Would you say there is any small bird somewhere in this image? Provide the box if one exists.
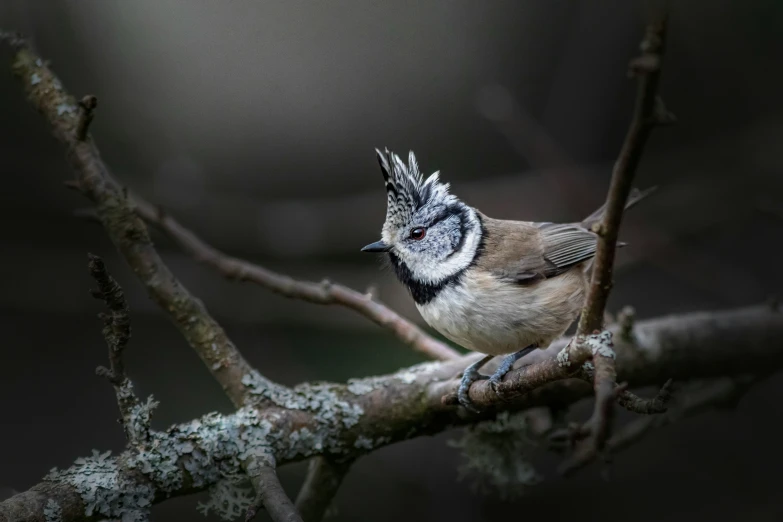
[361,148,651,412]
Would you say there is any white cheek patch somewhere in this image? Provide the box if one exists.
[404,212,482,285]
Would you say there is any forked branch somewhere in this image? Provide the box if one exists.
[564,11,674,472]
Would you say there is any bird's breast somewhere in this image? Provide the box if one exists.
[416,269,587,355]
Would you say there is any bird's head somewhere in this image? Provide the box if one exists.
[362,148,482,288]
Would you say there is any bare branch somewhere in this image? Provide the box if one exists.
[295,457,352,522]
[3,33,267,408]
[243,454,303,522]
[617,378,672,414]
[557,11,672,468]
[608,377,759,455]
[133,199,460,361]
[578,13,670,334]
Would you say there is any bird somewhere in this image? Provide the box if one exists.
[361,148,652,412]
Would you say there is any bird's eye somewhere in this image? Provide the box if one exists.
[410,227,427,240]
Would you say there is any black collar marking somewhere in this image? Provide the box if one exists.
[388,213,486,305]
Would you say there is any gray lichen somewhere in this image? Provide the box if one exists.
[196,476,255,521]
[556,345,572,367]
[585,330,616,359]
[353,435,373,450]
[393,361,441,384]
[45,449,153,522]
[55,103,75,116]
[241,370,363,459]
[346,380,376,395]
[448,411,541,499]
[43,498,62,522]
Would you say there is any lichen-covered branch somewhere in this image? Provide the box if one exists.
[88,254,158,447]
[294,457,352,522]
[1,304,781,522]
[2,33,268,408]
[132,199,459,361]
[88,254,132,387]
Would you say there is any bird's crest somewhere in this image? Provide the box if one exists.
[375,148,456,232]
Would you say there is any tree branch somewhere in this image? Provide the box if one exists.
[87,253,158,448]
[294,457,352,522]
[558,11,672,471]
[3,33,270,408]
[1,305,781,522]
[606,376,761,456]
[132,200,459,361]
[578,12,671,334]
[243,454,303,522]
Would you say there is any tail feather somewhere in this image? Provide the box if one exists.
[580,186,657,230]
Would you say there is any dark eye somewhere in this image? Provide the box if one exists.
[410,227,427,240]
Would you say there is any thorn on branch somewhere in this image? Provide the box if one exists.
[76,94,97,140]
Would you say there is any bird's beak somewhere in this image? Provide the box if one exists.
[361,240,391,253]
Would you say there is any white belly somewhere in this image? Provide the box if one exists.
[416,270,586,356]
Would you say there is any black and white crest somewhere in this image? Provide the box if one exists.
[376,148,456,235]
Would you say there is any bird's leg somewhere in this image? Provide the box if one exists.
[488,344,538,396]
[457,354,494,413]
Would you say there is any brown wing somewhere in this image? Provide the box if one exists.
[478,215,597,284]
[537,222,598,274]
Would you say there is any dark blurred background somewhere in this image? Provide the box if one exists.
[2,1,783,521]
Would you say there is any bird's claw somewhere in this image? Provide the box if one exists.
[488,375,505,397]
[457,368,486,413]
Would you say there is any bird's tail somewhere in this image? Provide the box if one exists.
[580,186,657,231]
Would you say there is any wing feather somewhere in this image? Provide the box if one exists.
[538,223,597,273]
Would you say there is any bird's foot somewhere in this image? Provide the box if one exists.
[458,367,487,413]
[488,344,538,398]
[457,355,493,413]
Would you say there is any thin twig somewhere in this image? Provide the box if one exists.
[88,253,131,385]
[244,455,303,522]
[87,253,157,446]
[562,11,672,473]
[605,376,762,459]
[617,378,672,414]
[295,457,352,522]
[577,13,670,335]
[5,33,263,408]
[132,199,460,361]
